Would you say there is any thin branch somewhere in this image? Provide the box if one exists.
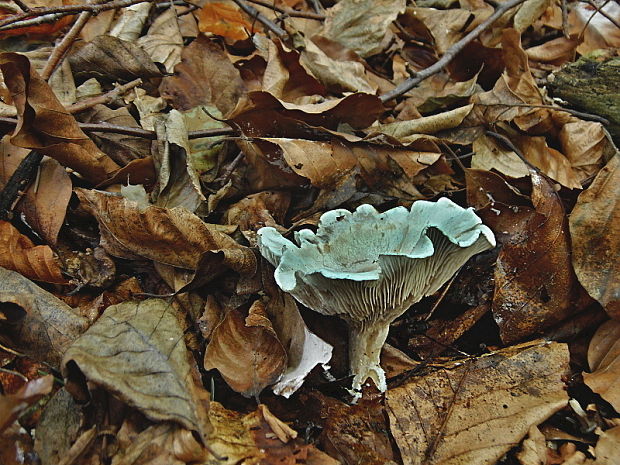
[66,78,143,113]
[0,117,236,140]
[0,0,152,30]
[0,150,43,221]
[244,0,324,20]
[580,0,620,29]
[41,11,92,80]
[477,103,610,125]
[380,0,529,103]
[11,0,30,11]
[232,0,288,40]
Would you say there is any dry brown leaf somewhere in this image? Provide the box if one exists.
[526,36,580,65]
[0,267,89,367]
[223,191,291,233]
[75,188,245,269]
[592,425,620,465]
[570,155,620,318]
[321,0,406,58]
[558,119,607,182]
[516,425,549,465]
[0,53,121,184]
[514,0,552,33]
[471,133,529,178]
[160,34,246,116]
[62,298,210,439]
[0,140,72,245]
[387,342,570,465]
[137,7,183,73]
[195,1,259,42]
[0,221,67,284]
[77,105,151,166]
[409,7,473,55]
[204,300,287,398]
[466,170,587,343]
[68,35,162,83]
[0,375,53,433]
[205,401,340,464]
[583,320,620,413]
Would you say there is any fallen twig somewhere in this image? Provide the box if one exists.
[0,0,152,31]
[11,0,30,12]
[232,0,287,40]
[66,78,143,114]
[245,0,324,20]
[41,11,92,80]
[380,0,529,103]
[0,117,236,140]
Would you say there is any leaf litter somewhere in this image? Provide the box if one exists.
[0,0,619,464]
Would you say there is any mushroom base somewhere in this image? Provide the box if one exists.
[348,322,390,399]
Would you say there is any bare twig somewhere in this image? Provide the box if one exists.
[0,117,236,140]
[380,0,529,103]
[0,0,152,31]
[0,150,43,221]
[477,103,610,125]
[232,0,288,39]
[11,0,30,11]
[485,130,540,174]
[245,0,324,20]
[561,0,570,38]
[41,11,92,80]
[580,0,620,30]
[66,78,143,113]
[578,0,612,39]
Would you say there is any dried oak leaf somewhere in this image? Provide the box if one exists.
[205,401,339,465]
[68,35,162,83]
[0,374,53,433]
[137,7,183,73]
[0,53,120,184]
[0,221,67,284]
[583,320,620,413]
[570,155,620,318]
[204,299,287,398]
[468,170,587,343]
[62,298,209,439]
[75,188,253,272]
[0,267,89,367]
[196,2,259,42]
[386,341,570,465]
[160,34,246,116]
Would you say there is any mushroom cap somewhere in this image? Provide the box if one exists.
[258,198,495,325]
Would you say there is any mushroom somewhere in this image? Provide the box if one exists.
[257,198,496,398]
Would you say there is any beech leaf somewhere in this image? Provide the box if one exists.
[62,298,208,438]
[583,320,620,413]
[387,342,570,465]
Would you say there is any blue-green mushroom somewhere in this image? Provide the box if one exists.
[258,198,496,399]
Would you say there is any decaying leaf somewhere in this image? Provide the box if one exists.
[387,342,570,465]
[0,220,67,284]
[160,33,246,116]
[321,0,406,58]
[204,299,287,398]
[0,53,121,184]
[75,188,249,270]
[0,267,89,367]
[0,374,53,433]
[62,298,210,439]
[205,401,339,464]
[196,2,258,42]
[468,170,587,343]
[137,7,183,73]
[570,155,620,318]
[583,320,620,413]
[69,35,162,83]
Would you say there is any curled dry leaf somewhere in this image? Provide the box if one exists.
[321,0,406,58]
[205,401,338,464]
[583,320,620,413]
[62,299,210,439]
[386,342,570,465]
[204,299,287,398]
[0,53,121,184]
[160,34,246,116]
[570,155,620,318]
[75,188,250,270]
[68,35,162,83]
[0,221,67,284]
[137,7,183,73]
[468,170,587,343]
[0,374,53,433]
[195,2,259,42]
[0,267,89,367]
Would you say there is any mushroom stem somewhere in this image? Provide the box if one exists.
[348,322,390,396]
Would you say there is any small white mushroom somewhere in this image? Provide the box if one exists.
[257,198,496,399]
